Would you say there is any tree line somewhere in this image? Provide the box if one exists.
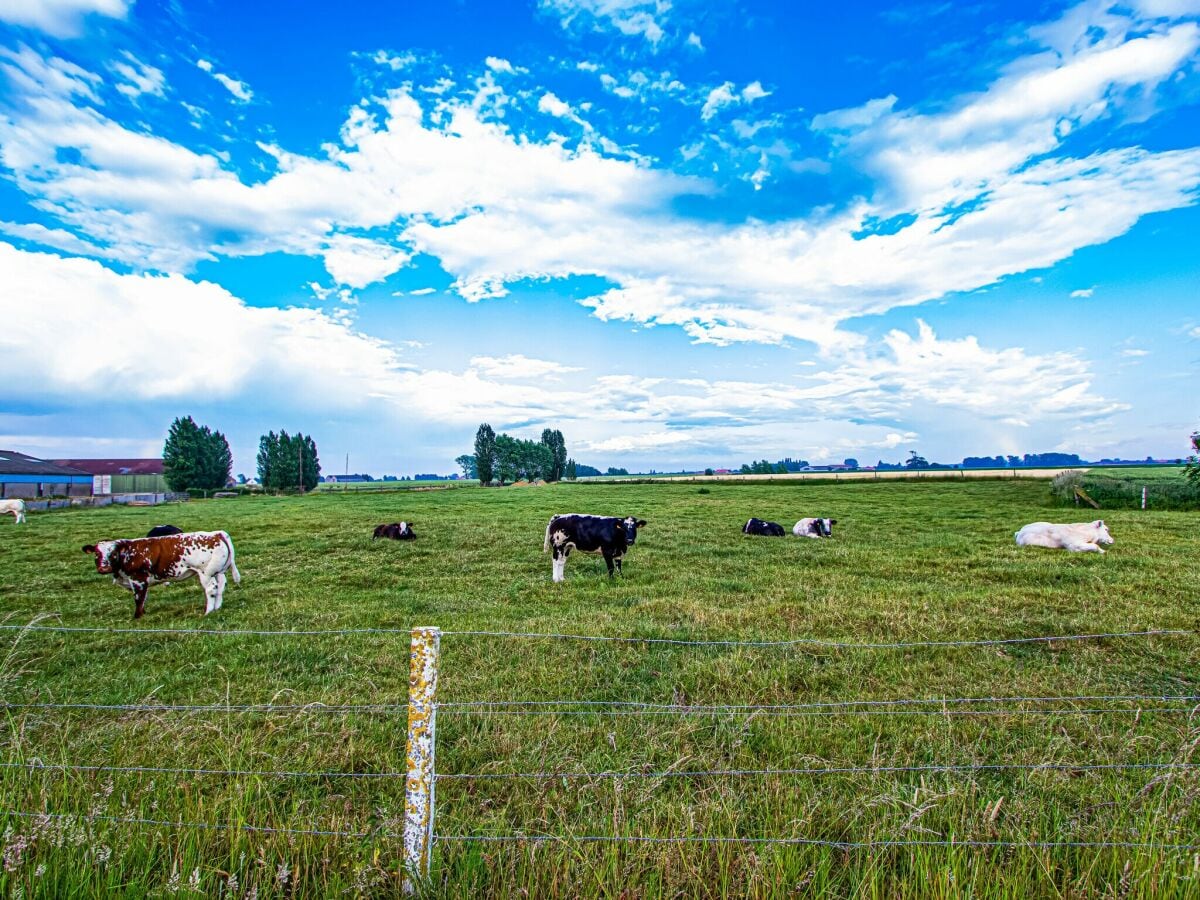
[162,415,321,492]
[461,425,574,485]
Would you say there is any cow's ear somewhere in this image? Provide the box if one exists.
[636,519,647,528]
[830,519,838,525]
[82,545,95,554]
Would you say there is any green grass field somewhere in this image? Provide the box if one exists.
[0,479,1197,897]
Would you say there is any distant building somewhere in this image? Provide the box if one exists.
[52,458,164,475]
[0,450,93,499]
[325,474,373,483]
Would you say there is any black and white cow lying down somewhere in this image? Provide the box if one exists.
[544,514,646,582]
[793,517,837,538]
[374,522,416,540]
[743,518,786,536]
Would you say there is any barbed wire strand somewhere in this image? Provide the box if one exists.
[0,624,1188,649]
[5,701,1196,719]
[0,809,372,838]
[435,761,1200,781]
[434,834,1200,850]
[436,693,1200,711]
[439,628,1191,648]
[0,761,405,780]
[436,706,1198,719]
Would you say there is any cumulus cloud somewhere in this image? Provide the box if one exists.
[470,355,584,379]
[111,52,165,101]
[540,0,670,44]
[1,2,1199,350]
[538,91,573,117]
[0,0,129,37]
[196,58,253,102]
[1070,287,1096,298]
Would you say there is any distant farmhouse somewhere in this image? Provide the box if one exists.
[0,450,93,499]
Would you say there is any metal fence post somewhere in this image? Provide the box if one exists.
[403,626,441,894]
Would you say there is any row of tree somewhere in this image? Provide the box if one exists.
[465,425,571,485]
[162,416,321,492]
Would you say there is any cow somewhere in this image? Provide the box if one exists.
[1,499,25,525]
[543,514,646,582]
[743,517,786,537]
[1015,520,1113,554]
[793,517,837,538]
[81,531,241,618]
[373,522,416,541]
[146,524,183,537]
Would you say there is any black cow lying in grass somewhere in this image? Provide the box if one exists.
[544,514,646,582]
[373,522,416,541]
[146,524,183,537]
[743,518,786,536]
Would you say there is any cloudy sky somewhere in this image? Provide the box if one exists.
[1,0,1198,476]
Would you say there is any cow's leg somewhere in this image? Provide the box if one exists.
[201,575,220,614]
[552,549,566,583]
[614,553,624,576]
[214,572,227,610]
[602,548,616,578]
[132,583,148,619]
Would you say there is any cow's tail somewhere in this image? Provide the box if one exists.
[220,531,242,583]
[543,516,555,553]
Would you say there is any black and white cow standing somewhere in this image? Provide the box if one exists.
[743,518,786,536]
[543,514,646,582]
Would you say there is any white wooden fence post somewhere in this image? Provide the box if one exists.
[403,626,441,894]
[1141,486,1147,510]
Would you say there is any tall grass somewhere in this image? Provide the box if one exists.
[0,479,1196,897]
[1052,468,1200,511]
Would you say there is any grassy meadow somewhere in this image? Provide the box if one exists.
[0,478,1197,897]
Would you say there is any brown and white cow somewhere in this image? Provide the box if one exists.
[82,531,241,618]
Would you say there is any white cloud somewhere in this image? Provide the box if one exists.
[1120,348,1150,356]
[541,0,669,44]
[741,81,770,102]
[470,355,584,380]
[196,59,253,102]
[0,220,108,257]
[111,52,166,101]
[1070,287,1096,298]
[485,56,515,74]
[700,81,737,120]
[685,32,704,51]
[538,91,573,117]
[2,4,1199,349]
[407,287,437,296]
[0,0,129,37]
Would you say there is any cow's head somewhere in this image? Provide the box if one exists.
[82,540,119,574]
[1092,519,1114,545]
[815,517,837,537]
[622,516,647,544]
[400,521,414,537]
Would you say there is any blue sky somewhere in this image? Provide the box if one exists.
[1,0,1198,476]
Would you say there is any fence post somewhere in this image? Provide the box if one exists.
[1141,486,1147,510]
[403,626,441,894]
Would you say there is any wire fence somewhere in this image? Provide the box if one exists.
[1,622,1198,880]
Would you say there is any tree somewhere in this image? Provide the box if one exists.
[163,415,231,491]
[1186,432,1200,485]
[540,428,568,481]
[257,430,321,491]
[843,458,859,468]
[905,451,928,469]
[704,468,714,476]
[455,454,478,480]
[474,424,497,485]
[565,459,578,481]
[606,467,629,476]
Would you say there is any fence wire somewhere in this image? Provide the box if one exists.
[435,761,1200,781]
[433,834,1200,851]
[0,809,373,838]
[0,761,406,780]
[0,623,1189,649]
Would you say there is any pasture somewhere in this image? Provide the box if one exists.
[0,479,1196,897]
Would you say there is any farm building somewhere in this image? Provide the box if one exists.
[0,450,93,499]
[53,457,168,493]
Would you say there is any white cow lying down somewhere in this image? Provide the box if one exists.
[1,499,25,525]
[1015,520,1113,553]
